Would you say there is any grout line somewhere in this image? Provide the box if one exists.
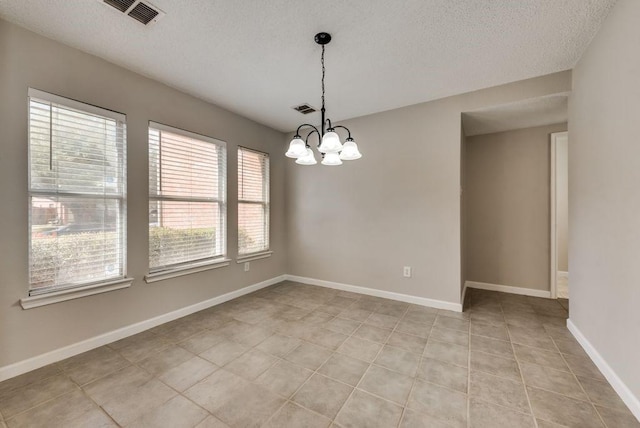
[503,297,540,428]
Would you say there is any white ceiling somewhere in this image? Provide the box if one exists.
[462,94,569,137]
[0,0,615,132]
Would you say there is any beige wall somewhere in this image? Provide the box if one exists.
[0,19,287,368]
[285,72,571,305]
[464,124,567,291]
[556,135,569,272]
[569,0,640,404]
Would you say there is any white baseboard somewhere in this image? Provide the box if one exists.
[461,282,469,306]
[465,280,551,298]
[285,275,463,313]
[0,275,286,383]
[567,319,640,421]
[558,271,569,279]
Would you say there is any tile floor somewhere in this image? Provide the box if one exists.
[0,282,638,427]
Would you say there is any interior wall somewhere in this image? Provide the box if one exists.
[285,71,571,306]
[0,19,287,368]
[569,0,640,407]
[556,136,569,272]
[464,124,567,292]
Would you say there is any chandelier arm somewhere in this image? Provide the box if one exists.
[305,129,320,146]
[295,123,320,137]
[332,125,352,140]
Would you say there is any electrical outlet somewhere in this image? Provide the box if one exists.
[244,262,250,272]
[403,266,412,278]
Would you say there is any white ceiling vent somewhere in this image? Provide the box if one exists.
[99,0,165,26]
[293,104,317,115]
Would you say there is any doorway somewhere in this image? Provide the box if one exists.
[551,131,569,301]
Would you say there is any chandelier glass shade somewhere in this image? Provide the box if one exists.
[286,32,362,165]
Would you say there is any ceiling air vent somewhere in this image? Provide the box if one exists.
[293,104,317,115]
[99,0,165,26]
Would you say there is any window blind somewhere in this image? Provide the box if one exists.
[238,147,270,256]
[149,122,227,271]
[28,88,127,294]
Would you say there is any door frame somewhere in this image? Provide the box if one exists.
[550,131,568,299]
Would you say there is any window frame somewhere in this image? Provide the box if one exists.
[145,121,229,282]
[237,146,271,261]
[22,88,132,309]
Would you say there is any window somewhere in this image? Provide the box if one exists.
[28,89,127,294]
[238,147,270,257]
[148,122,227,273]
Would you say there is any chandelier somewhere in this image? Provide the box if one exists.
[285,32,362,166]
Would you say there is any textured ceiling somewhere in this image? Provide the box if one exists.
[462,94,569,137]
[0,0,615,132]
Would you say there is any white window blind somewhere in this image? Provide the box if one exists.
[149,122,227,271]
[238,147,270,256]
[28,88,127,294]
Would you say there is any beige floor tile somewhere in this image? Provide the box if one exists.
[425,339,469,368]
[213,383,285,428]
[5,389,113,428]
[520,362,588,401]
[513,344,569,371]
[399,408,452,428]
[471,334,514,359]
[563,353,606,381]
[83,365,152,405]
[359,365,414,404]
[158,356,217,392]
[337,336,382,363]
[178,330,226,354]
[264,402,331,428]
[469,398,535,428]
[507,325,556,351]
[198,339,248,366]
[352,324,392,343]
[470,370,530,413]
[256,360,313,397]
[595,405,640,428]
[318,353,369,386]
[407,379,468,428]
[578,376,629,410]
[114,333,172,363]
[292,374,353,419]
[339,307,373,322]
[184,369,249,413]
[554,338,589,357]
[194,416,229,428]
[0,373,77,419]
[224,348,277,380]
[285,342,333,370]
[138,345,195,377]
[527,386,604,428]
[100,379,176,426]
[470,321,510,341]
[126,395,208,428]
[429,325,469,346]
[471,350,521,381]
[470,311,506,326]
[255,333,301,357]
[0,364,62,397]
[374,345,421,377]
[403,310,437,325]
[535,419,569,428]
[434,316,469,332]
[59,346,130,386]
[387,331,428,354]
[366,313,400,329]
[396,319,433,338]
[336,389,403,428]
[325,317,361,335]
[417,357,468,393]
[303,327,349,350]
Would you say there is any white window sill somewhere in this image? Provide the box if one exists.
[236,251,273,263]
[145,258,231,284]
[21,277,134,309]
